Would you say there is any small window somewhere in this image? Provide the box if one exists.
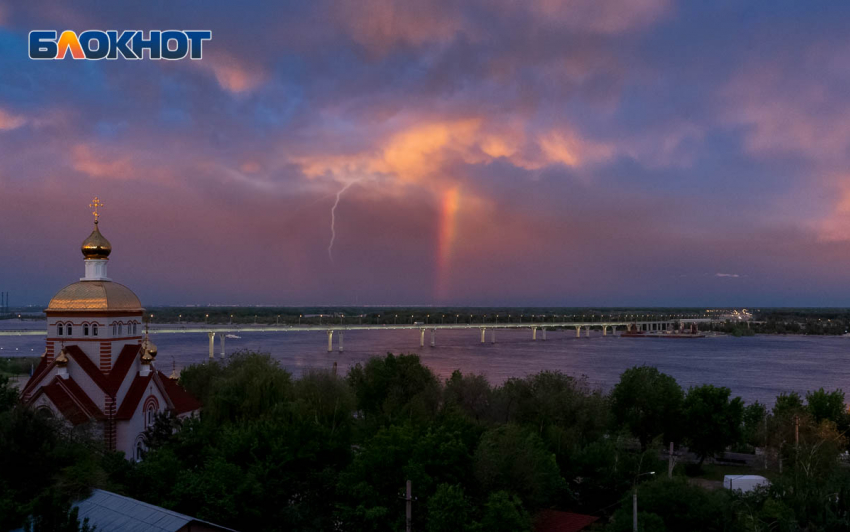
[57,324,63,336]
[92,324,98,336]
[132,322,137,335]
[112,323,117,335]
[118,323,123,335]
[66,325,72,336]
[147,405,156,426]
[135,440,144,461]
[83,324,89,336]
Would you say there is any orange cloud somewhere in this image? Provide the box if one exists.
[0,108,26,131]
[71,144,136,179]
[204,52,266,94]
[293,118,613,184]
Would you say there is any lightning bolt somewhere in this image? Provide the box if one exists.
[328,180,357,262]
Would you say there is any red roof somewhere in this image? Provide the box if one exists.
[115,373,153,420]
[534,510,599,532]
[21,356,54,397]
[114,371,201,420]
[39,376,105,426]
[156,371,202,414]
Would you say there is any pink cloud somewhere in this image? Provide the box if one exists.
[0,108,26,131]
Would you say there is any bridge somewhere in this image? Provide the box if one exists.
[0,319,717,357]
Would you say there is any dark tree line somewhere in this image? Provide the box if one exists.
[4,353,850,531]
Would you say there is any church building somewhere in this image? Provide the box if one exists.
[20,198,201,460]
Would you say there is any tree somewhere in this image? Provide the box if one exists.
[772,392,804,419]
[0,374,18,413]
[610,366,684,449]
[742,401,767,448]
[443,371,492,422]
[24,490,96,532]
[682,385,744,466]
[608,479,731,532]
[806,388,847,427]
[347,354,441,426]
[474,491,531,532]
[473,424,566,509]
[427,484,473,532]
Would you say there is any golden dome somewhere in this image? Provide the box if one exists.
[56,348,69,366]
[47,281,143,312]
[81,222,111,260]
[141,350,154,364]
[141,337,157,359]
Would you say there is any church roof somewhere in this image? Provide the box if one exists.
[36,376,106,425]
[47,281,142,312]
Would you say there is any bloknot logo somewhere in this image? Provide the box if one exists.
[29,30,212,60]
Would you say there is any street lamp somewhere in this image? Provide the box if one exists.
[320,314,323,325]
[230,314,233,324]
[633,471,655,532]
[178,314,182,324]
[394,314,398,324]
[205,314,209,324]
[426,314,430,324]
[299,314,302,325]
[455,314,459,324]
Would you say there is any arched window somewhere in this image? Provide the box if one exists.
[132,322,137,335]
[57,324,63,336]
[112,323,117,335]
[118,323,123,335]
[66,324,72,336]
[92,324,98,336]
[83,324,89,336]
[143,396,160,428]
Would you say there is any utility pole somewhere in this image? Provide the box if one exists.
[632,489,638,532]
[405,480,412,532]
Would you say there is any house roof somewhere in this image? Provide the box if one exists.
[73,489,236,532]
[534,510,599,532]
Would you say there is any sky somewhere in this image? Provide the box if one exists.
[2,1,850,307]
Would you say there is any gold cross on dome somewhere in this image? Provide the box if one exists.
[89,196,104,223]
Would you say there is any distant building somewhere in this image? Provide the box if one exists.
[20,199,201,460]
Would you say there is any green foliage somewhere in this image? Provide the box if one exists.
[682,385,744,465]
[609,479,732,532]
[443,371,492,422]
[10,350,850,532]
[474,491,532,532]
[0,404,108,530]
[805,387,848,427]
[473,424,566,509]
[772,392,804,418]
[0,374,19,413]
[347,353,441,426]
[24,490,96,532]
[742,401,767,448]
[0,357,39,376]
[427,483,473,532]
[610,366,684,449]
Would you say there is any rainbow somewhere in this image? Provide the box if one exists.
[436,186,460,301]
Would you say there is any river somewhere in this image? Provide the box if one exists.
[2,320,848,405]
